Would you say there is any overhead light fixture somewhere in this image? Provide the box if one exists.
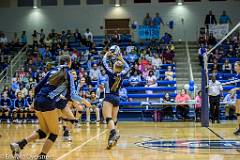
[33,0,38,8]
[177,0,183,5]
[115,0,120,7]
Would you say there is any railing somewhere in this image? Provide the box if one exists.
[9,45,27,82]
[185,41,194,82]
[0,68,7,83]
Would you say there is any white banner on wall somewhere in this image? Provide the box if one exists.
[209,24,229,40]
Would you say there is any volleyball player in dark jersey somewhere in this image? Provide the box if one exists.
[102,45,130,149]
[10,55,91,160]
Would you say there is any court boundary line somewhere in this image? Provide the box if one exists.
[207,127,224,140]
[56,129,108,160]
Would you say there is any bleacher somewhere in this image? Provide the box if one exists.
[208,56,239,120]
[68,36,178,121]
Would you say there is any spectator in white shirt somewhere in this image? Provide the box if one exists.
[126,42,135,54]
[151,54,162,69]
[89,63,101,81]
[223,92,236,120]
[84,28,93,42]
[129,71,141,87]
[208,76,223,123]
[145,70,158,94]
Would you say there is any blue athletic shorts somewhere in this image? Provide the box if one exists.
[236,90,240,99]
[103,94,120,107]
[56,99,68,110]
[34,95,56,112]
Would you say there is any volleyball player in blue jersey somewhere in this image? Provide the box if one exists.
[10,54,91,160]
[102,45,131,149]
[231,61,240,135]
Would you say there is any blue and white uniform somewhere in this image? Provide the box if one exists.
[235,74,240,99]
[34,65,83,112]
[102,53,130,106]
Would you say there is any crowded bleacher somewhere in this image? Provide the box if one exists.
[0,27,180,123]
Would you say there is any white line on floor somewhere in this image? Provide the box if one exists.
[56,129,108,160]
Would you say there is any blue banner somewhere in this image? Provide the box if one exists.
[138,25,160,39]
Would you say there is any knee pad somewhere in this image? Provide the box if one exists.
[236,113,240,117]
[106,117,112,124]
[48,133,58,142]
[114,121,118,126]
[36,129,47,139]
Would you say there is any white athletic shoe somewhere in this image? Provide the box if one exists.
[10,143,21,160]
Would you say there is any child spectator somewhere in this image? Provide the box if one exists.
[195,91,202,121]
[145,71,158,94]
[165,66,174,81]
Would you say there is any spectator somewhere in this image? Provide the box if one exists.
[12,32,19,44]
[195,91,202,120]
[160,93,174,118]
[111,30,121,44]
[32,30,38,45]
[126,49,138,64]
[151,54,162,69]
[98,70,109,89]
[96,83,105,103]
[126,42,135,54]
[153,12,164,26]
[0,33,8,44]
[84,28,93,45]
[39,28,45,44]
[45,36,52,47]
[162,47,174,64]
[198,44,207,66]
[165,66,174,81]
[208,33,217,46]
[219,10,232,25]
[175,89,191,120]
[11,78,20,92]
[143,13,152,26]
[208,76,223,123]
[0,91,11,123]
[222,59,232,73]
[89,64,101,81]
[12,92,26,123]
[15,84,28,98]
[129,71,142,87]
[74,28,82,42]
[118,86,128,101]
[204,10,217,28]
[2,85,10,96]
[86,91,100,124]
[145,70,158,94]
[223,92,236,120]
[20,31,27,44]
[161,33,172,44]
[24,89,35,123]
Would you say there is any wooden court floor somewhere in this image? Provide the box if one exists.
[1,121,240,160]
